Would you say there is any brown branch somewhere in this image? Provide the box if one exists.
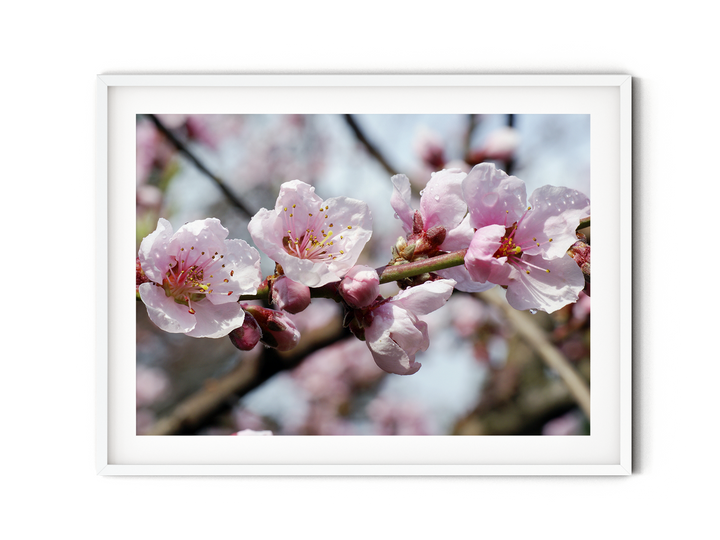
[477,287,591,419]
[147,318,351,435]
[343,114,399,177]
[145,114,254,219]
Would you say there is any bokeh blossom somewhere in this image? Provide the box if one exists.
[364,279,456,375]
[462,163,589,313]
[138,218,262,338]
[249,180,372,287]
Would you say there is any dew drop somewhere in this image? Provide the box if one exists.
[529,309,538,314]
[434,195,440,201]
[393,212,399,219]
[420,189,425,196]
[482,192,499,207]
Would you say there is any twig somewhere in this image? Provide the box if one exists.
[145,114,254,219]
[343,114,399,177]
[477,287,591,418]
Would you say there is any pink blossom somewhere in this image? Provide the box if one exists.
[462,163,590,313]
[248,180,372,287]
[138,218,262,338]
[391,169,492,292]
[364,279,456,375]
[338,265,380,308]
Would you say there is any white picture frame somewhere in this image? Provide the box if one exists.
[97,74,632,475]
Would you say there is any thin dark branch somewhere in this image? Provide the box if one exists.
[145,114,254,219]
[343,114,399,177]
[505,113,516,176]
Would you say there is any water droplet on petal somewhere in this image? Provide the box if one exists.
[393,213,399,219]
[434,195,440,201]
[482,192,499,207]
[529,308,537,314]
[419,189,425,196]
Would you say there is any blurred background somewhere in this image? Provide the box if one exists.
[136,113,590,436]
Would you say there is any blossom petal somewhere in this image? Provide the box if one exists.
[365,305,424,375]
[517,186,591,259]
[205,238,262,305]
[138,282,196,334]
[464,224,511,284]
[390,174,414,233]
[440,213,474,252]
[184,299,247,338]
[462,163,527,230]
[419,168,468,231]
[323,196,373,277]
[436,264,495,293]
[168,218,228,262]
[138,218,175,283]
[504,254,585,313]
[391,278,456,316]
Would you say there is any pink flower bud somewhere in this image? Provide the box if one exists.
[338,265,380,309]
[270,275,311,314]
[228,312,263,351]
[242,304,301,352]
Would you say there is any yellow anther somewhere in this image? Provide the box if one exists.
[284,207,287,211]
[549,238,553,242]
[292,204,296,208]
[309,213,313,217]
[289,214,293,217]
[347,226,352,229]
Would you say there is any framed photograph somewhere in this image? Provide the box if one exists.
[97,75,631,475]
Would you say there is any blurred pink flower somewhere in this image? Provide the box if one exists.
[462,163,589,313]
[234,429,273,436]
[542,410,585,436]
[413,127,446,170]
[136,365,170,408]
[367,396,430,435]
[477,126,520,162]
[138,218,262,338]
[338,265,380,308]
[365,279,455,375]
[249,180,372,287]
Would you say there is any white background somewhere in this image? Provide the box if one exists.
[68,35,690,506]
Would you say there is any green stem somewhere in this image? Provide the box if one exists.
[377,249,467,284]
[235,249,469,302]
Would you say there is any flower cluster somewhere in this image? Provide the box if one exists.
[138,167,589,376]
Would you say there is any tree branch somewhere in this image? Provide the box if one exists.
[477,287,591,419]
[145,114,254,219]
[343,114,399,177]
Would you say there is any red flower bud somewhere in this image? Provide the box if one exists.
[270,276,311,314]
[242,304,301,352]
[228,312,263,351]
